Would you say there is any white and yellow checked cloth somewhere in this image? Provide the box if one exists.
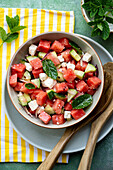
[0,8,74,163]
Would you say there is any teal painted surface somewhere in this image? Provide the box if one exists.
[0,0,113,169]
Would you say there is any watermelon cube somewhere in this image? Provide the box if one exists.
[50,40,64,53]
[55,82,68,93]
[32,68,44,78]
[75,61,88,71]
[87,76,101,89]
[63,68,76,83]
[61,49,72,62]
[46,52,60,66]
[11,63,26,73]
[52,114,66,125]
[9,74,17,87]
[30,89,43,100]
[20,84,34,94]
[14,82,24,91]
[76,80,88,93]
[37,39,51,53]
[30,58,42,70]
[53,99,64,114]
[64,102,72,111]
[36,91,47,106]
[39,111,51,124]
[59,37,71,48]
[71,109,85,120]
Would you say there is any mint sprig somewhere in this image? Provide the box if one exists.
[0,15,26,47]
[82,0,113,40]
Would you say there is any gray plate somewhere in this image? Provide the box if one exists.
[4,34,113,153]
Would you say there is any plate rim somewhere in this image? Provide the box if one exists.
[4,34,113,153]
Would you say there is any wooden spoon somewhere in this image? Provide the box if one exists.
[78,62,113,170]
[37,64,113,170]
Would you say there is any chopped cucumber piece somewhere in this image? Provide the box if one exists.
[70,49,81,61]
[47,90,55,100]
[54,93,66,100]
[74,70,85,80]
[18,94,27,106]
[38,52,46,59]
[85,63,96,73]
[23,93,31,103]
[22,71,31,80]
[44,105,54,114]
[67,89,78,102]
[20,59,27,64]
[26,56,38,62]
[31,78,40,88]
[69,41,82,55]
[57,72,64,82]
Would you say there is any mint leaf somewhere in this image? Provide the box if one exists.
[90,9,98,18]
[101,21,110,40]
[91,26,100,37]
[98,5,105,16]
[11,26,26,33]
[0,27,7,41]
[97,23,103,31]
[5,33,19,43]
[106,16,113,24]
[6,15,19,31]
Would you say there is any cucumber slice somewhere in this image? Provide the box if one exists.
[18,94,27,106]
[69,41,82,55]
[67,89,78,102]
[26,56,38,62]
[44,105,54,114]
[31,78,40,88]
[74,70,85,80]
[23,93,31,103]
[85,63,96,73]
[54,93,66,100]
[22,71,31,80]
[57,72,64,82]
[20,59,27,64]
[47,90,55,100]
[38,52,46,59]
[70,49,81,61]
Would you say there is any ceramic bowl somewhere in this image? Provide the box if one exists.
[7,31,104,129]
[81,0,113,33]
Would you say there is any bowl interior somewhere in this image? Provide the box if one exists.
[7,32,104,129]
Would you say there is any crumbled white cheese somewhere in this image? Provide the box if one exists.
[58,55,64,62]
[64,111,71,119]
[29,44,37,56]
[67,62,75,70]
[42,77,57,89]
[35,106,44,116]
[61,62,67,67]
[17,92,23,97]
[28,100,38,111]
[25,62,32,72]
[39,73,48,81]
[82,53,92,62]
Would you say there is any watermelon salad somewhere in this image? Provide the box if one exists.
[9,37,101,125]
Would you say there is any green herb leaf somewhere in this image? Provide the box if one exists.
[106,16,113,24]
[6,15,18,31]
[69,41,82,55]
[98,5,105,16]
[101,21,110,40]
[11,26,26,33]
[42,59,58,80]
[5,33,19,43]
[97,23,103,31]
[91,26,100,37]
[90,8,98,18]
[25,83,35,89]
[0,27,8,41]
[72,94,93,109]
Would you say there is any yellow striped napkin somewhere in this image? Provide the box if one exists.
[0,8,74,163]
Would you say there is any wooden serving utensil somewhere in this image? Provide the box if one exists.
[78,62,113,170]
[37,63,113,170]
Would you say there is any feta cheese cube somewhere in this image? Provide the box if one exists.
[39,73,48,81]
[29,44,37,56]
[25,62,32,72]
[28,100,38,111]
[42,77,57,89]
[35,106,44,115]
[67,62,75,70]
[61,62,67,67]
[82,53,92,62]
[64,111,71,119]
[58,55,64,62]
